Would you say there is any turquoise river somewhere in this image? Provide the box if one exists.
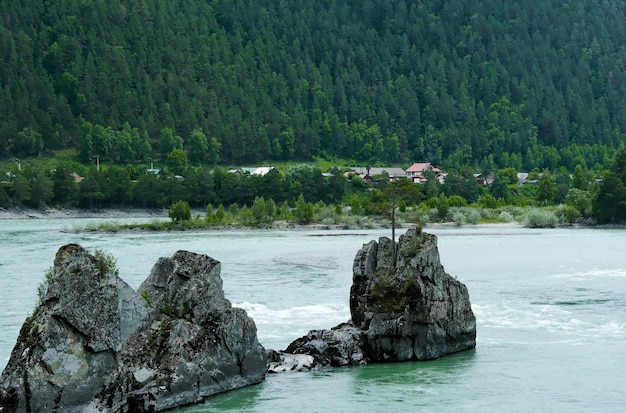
[1,218,625,412]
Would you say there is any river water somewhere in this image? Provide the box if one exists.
[1,219,625,412]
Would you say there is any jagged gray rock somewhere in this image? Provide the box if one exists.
[275,227,476,370]
[0,245,266,412]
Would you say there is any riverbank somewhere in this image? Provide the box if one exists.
[0,206,531,233]
[0,207,172,220]
[0,206,394,231]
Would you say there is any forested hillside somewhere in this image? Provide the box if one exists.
[2,0,626,171]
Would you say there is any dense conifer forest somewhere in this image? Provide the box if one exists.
[2,0,626,170]
[3,1,626,224]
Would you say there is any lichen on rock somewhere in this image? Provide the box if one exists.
[0,244,266,412]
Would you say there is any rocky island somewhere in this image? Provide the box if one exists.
[0,227,476,411]
[0,245,266,412]
[268,227,476,371]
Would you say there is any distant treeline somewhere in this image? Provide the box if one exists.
[4,145,626,224]
[1,164,345,211]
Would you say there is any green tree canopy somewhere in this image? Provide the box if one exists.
[536,170,557,205]
[188,128,209,164]
[166,149,189,176]
[594,147,626,223]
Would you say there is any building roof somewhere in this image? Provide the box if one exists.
[251,166,274,176]
[350,167,406,177]
[517,173,529,183]
[406,162,441,173]
[232,166,276,176]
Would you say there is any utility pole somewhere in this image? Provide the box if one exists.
[91,155,100,172]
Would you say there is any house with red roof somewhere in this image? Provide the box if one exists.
[405,162,445,183]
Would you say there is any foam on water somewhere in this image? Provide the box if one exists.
[236,302,350,325]
[473,302,625,339]
[593,320,624,337]
[555,268,626,280]
[272,255,339,269]
[236,301,351,348]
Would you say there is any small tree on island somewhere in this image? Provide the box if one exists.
[368,179,423,264]
[387,179,423,264]
[169,200,191,223]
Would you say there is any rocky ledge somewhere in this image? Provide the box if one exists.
[268,227,476,372]
[0,245,266,412]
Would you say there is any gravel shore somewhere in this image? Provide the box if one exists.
[0,207,173,220]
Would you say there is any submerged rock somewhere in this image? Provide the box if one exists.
[0,245,266,412]
[275,227,476,370]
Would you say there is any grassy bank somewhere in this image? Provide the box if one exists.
[58,203,592,233]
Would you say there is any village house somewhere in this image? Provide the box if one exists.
[405,162,446,184]
[474,173,495,185]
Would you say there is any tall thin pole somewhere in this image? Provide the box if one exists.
[391,199,396,265]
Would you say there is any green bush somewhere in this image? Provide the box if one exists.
[564,188,592,217]
[341,215,359,228]
[250,196,269,225]
[238,205,254,225]
[314,204,340,224]
[451,207,481,226]
[95,248,119,276]
[498,211,514,222]
[465,208,481,224]
[507,206,528,220]
[205,203,214,221]
[424,197,439,209]
[168,200,191,222]
[212,204,226,224]
[478,194,500,209]
[436,194,450,220]
[524,209,559,228]
[556,204,581,225]
[447,195,468,207]
[452,211,466,226]
[294,194,314,224]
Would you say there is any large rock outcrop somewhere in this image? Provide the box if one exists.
[269,227,476,372]
[0,244,266,412]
